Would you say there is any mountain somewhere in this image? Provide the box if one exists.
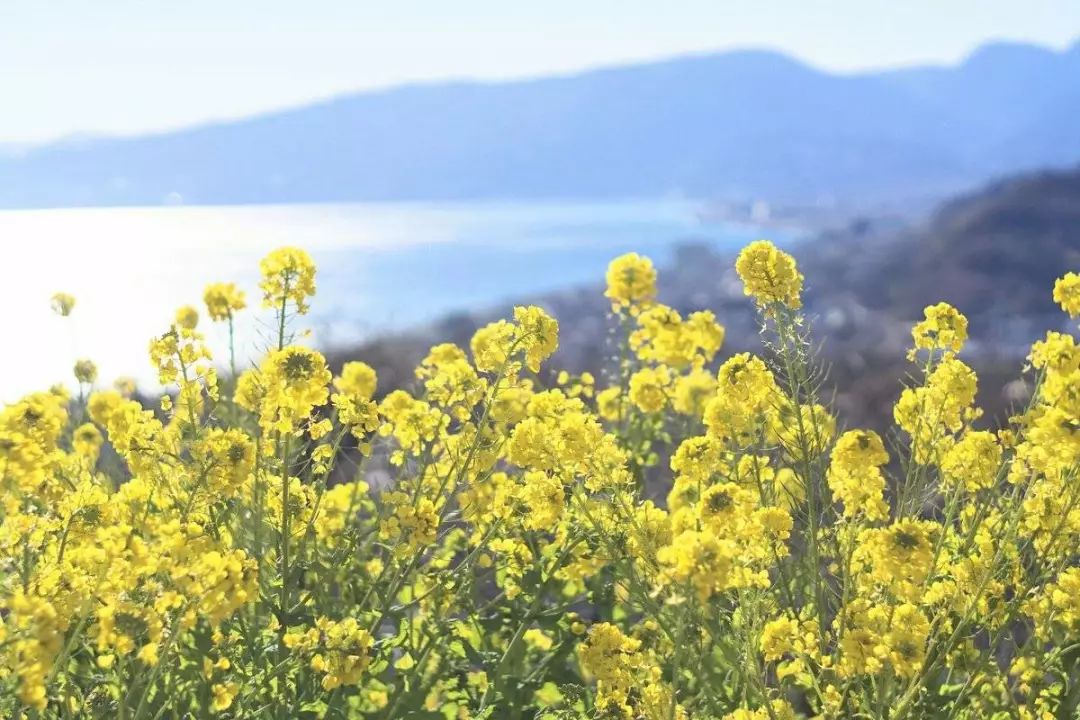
[862,165,1080,322]
[1,40,1079,209]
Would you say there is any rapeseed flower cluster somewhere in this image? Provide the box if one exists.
[2,239,1080,719]
[735,239,804,310]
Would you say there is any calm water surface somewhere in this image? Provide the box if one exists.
[0,200,793,400]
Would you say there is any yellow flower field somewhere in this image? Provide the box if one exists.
[3,241,1080,719]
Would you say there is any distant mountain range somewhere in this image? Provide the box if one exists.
[1,40,1078,209]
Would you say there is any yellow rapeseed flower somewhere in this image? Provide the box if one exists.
[605,252,657,311]
[7,239,1080,719]
[628,366,671,413]
[259,246,317,314]
[941,430,1002,493]
[259,345,331,433]
[1054,272,1080,317]
[735,240,802,310]
[174,305,199,330]
[334,361,377,399]
[910,302,968,359]
[50,292,75,317]
[73,358,98,385]
[203,282,247,321]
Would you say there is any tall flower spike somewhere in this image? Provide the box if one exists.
[204,282,247,322]
[259,246,317,315]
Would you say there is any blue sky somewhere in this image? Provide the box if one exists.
[1,0,1077,144]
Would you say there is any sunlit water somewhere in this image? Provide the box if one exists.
[0,200,791,402]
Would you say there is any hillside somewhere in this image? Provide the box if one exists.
[327,164,1080,430]
[1,41,1079,209]
[817,167,1080,328]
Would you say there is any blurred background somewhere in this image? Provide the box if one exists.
[2,0,1079,429]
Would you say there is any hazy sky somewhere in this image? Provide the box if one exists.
[2,0,1078,144]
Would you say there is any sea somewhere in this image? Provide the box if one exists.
[0,200,796,402]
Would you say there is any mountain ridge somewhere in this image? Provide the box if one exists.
[2,39,1078,209]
